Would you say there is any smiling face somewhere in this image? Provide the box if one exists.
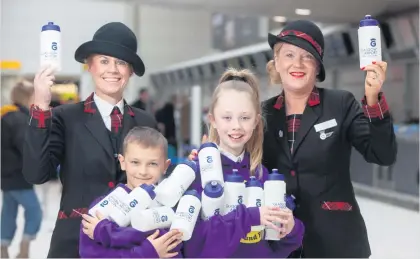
[119,143,170,189]
[209,88,258,156]
[274,43,318,92]
[87,54,133,99]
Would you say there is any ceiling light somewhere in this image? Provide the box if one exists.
[295,8,311,16]
[273,16,287,23]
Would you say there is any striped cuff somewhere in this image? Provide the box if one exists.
[29,105,52,128]
[361,93,389,121]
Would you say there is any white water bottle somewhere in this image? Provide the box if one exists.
[264,169,286,240]
[245,176,264,232]
[358,15,382,69]
[201,181,224,220]
[198,143,224,188]
[89,184,129,218]
[170,190,201,241]
[155,161,197,208]
[40,22,61,71]
[223,169,246,215]
[109,184,156,227]
[131,206,175,232]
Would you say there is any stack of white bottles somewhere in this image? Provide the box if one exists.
[130,161,198,232]
[170,189,202,241]
[245,176,265,232]
[222,169,246,215]
[201,181,224,220]
[89,183,156,227]
[264,169,286,240]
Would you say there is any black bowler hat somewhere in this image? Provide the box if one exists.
[268,20,325,82]
[75,22,145,76]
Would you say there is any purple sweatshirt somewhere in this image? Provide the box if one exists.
[183,152,304,258]
[79,184,183,258]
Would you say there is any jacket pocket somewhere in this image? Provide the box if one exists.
[321,201,353,211]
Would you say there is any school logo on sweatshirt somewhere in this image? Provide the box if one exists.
[240,230,263,244]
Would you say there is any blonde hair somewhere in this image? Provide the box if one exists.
[208,68,264,178]
[267,43,282,85]
[10,80,34,106]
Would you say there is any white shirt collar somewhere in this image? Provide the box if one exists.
[219,147,245,163]
[93,93,124,117]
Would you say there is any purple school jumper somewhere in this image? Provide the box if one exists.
[79,184,183,258]
[183,152,304,258]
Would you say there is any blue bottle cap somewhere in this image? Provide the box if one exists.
[226,169,244,183]
[179,160,198,173]
[203,181,224,198]
[359,15,379,27]
[198,142,218,152]
[245,176,263,188]
[184,189,201,200]
[140,184,156,200]
[268,169,285,181]
[41,22,61,32]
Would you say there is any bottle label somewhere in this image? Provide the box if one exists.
[108,195,131,215]
[152,209,169,224]
[360,38,379,58]
[175,205,196,222]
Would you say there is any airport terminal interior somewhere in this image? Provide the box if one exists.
[1,0,419,258]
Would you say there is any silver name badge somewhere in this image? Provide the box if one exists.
[314,119,338,132]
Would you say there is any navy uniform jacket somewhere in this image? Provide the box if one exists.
[22,93,157,258]
[262,87,396,258]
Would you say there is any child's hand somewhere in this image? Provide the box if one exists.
[147,229,183,258]
[276,209,295,238]
[187,135,208,161]
[259,206,285,232]
[82,211,105,240]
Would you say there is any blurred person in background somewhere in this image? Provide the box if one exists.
[131,88,151,111]
[1,81,42,259]
[22,22,157,258]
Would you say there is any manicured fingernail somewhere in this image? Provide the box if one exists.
[361,67,365,70]
[372,61,376,64]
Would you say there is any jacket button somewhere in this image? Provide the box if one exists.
[108,182,115,188]
[290,170,296,177]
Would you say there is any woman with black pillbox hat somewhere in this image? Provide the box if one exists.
[263,20,397,257]
[22,22,157,257]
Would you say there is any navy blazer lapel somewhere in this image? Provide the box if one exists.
[119,103,136,148]
[264,97,292,162]
[293,88,323,155]
[83,93,114,159]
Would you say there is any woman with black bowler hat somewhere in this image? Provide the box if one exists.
[263,20,397,257]
[22,22,157,258]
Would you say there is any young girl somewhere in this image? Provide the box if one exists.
[79,127,183,258]
[184,68,304,258]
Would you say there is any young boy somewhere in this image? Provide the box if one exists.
[79,127,183,258]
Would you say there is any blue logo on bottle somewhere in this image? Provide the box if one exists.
[161,215,168,222]
[129,199,138,208]
[206,156,213,163]
[214,208,220,216]
[100,200,109,207]
[238,195,243,204]
[51,42,58,51]
[188,205,195,214]
[256,199,262,207]
[370,38,376,47]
